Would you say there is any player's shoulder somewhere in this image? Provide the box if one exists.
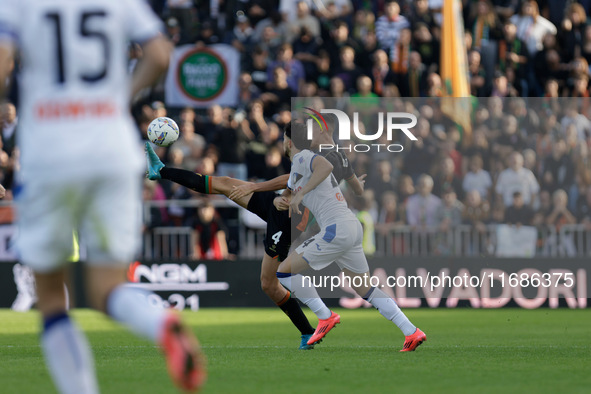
[294,149,316,165]
[322,150,349,166]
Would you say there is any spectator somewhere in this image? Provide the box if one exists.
[560,102,591,142]
[504,191,534,226]
[267,44,305,94]
[425,72,444,97]
[191,200,229,261]
[390,28,411,76]
[314,51,332,95]
[533,189,552,226]
[366,159,397,203]
[406,174,442,228]
[462,155,493,200]
[491,71,518,97]
[237,72,262,111]
[433,157,464,200]
[435,189,464,232]
[315,0,353,22]
[261,66,294,116]
[468,49,487,96]
[0,102,17,155]
[292,26,321,80]
[352,9,375,43]
[166,0,196,42]
[581,24,591,66]
[286,1,320,43]
[495,152,540,208]
[375,0,410,52]
[397,51,428,97]
[498,20,528,94]
[253,11,288,45]
[468,0,502,49]
[545,189,577,256]
[173,121,205,171]
[546,188,576,227]
[541,139,575,194]
[351,75,380,106]
[195,20,221,45]
[371,49,393,96]
[229,12,255,54]
[492,115,526,159]
[403,117,438,180]
[334,46,364,94]
[510,0,557,57]
[412,23,438,68]
[325,20,361,73]
[377,191,405,230]
[245,0,276,27]
[212,108,252,180]
[559,3,587,63]
[246,47,271,91]
[353,191,377,257]
[410,0,436,31]
[576,186,591,228]
[462,189,490,232]
[434,189,464,255]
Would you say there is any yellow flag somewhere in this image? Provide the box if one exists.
[441,0,472,144]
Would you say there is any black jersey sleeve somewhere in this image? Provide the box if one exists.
[322,151,355,184]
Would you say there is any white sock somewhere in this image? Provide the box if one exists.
[42,313,99,394]
[107,285,167,342]
[278,274,332,320]
[366,287,416,336]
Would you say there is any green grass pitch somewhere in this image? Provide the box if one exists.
[0,308,589,393]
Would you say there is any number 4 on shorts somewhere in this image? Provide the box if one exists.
[271,231,282,244]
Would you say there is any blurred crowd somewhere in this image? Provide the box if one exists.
[3,0,591,259]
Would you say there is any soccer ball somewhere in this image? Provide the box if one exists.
[147,117,179,147]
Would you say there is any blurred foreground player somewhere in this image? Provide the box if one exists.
[145,143,337,349]
[276,123,426,351]
[0,1,205,392]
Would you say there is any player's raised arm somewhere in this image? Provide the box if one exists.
[289,155,333,216]
[131,35,172,99]
[345,174,367,195]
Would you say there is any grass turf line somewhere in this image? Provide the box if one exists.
[0,308,589,394]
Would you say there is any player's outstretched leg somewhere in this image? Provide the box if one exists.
[87,265,206,392]
[362,286,426,352]
[276,254,339,346]
[145,142,252,208]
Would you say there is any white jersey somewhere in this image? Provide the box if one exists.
[288,149,356,229]
[0,0,163,179]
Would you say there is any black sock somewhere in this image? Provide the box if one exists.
[278,293,315,335]
[160,167,210,193]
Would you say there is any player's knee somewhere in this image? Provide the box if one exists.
[218,176,231,187]
[260,275,279,296]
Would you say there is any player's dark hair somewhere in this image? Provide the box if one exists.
[285,122,311,150]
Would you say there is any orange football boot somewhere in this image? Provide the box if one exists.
[307,311,341,345]
[161,313,207,392]
[400,328,427,352]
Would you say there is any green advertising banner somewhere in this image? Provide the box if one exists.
[165,44,239,108]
